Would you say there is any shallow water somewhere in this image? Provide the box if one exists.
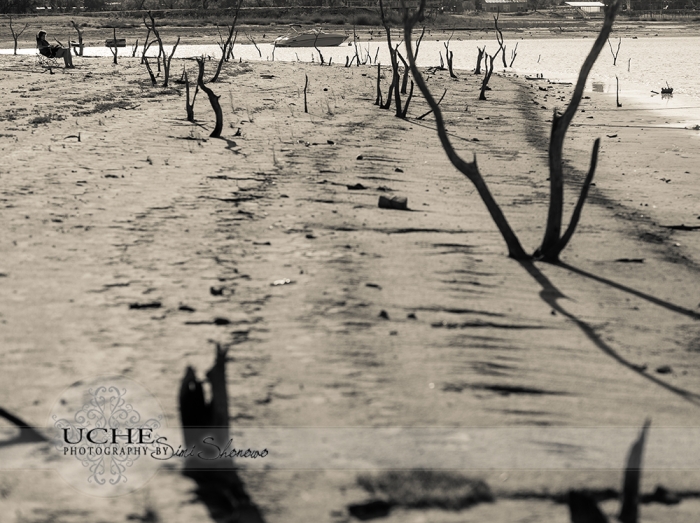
[5,35,700,124]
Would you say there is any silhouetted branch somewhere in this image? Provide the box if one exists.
[212,0,243,82]
[196,58,223,138]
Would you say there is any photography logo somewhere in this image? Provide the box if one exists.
[49,376,166,496]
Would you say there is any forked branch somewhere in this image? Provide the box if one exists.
[402,0,621,261]
[212,0,243,82]
[537,0,620,261]
[9,17,29,56]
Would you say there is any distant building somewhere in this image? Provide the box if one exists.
[481,0,528,12]
[564,1,606,12]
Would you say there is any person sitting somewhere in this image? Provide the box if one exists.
[36,30,74,69]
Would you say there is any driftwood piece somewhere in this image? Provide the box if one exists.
[196,58,223,138]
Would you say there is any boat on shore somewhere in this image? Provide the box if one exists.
[274,26,347,48]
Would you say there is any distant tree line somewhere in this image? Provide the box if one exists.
[1,0,696,14]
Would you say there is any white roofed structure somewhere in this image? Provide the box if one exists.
[565,1,606,12]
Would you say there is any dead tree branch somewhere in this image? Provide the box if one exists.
[304,74,309,113]
[212,0,243,82]
[403,2,526,259]
[494,12,507,69]
[509,42,518,68]
[379,0,402,117]
[313,33,325,65]
[416,88,446,120]
[9,17,29,56]
[444,40,457,79]
[403,0,621,261]
[246,33,262,58]
[131,39,139,57]
[109,28,119,65]
[400,80,414,118]
[70,20,83,56]
[608,36,621,66]
[474,45,485,74]
[396,49,410,94]
[140,26,152,64]
[185,69,198,122]
[162,37,180,88]
[479,52,498,100]
[375,63,383,105]
[143,57,157,85]
[196,58,223,138]
[536,0,621,261]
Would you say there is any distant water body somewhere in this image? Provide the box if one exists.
[6,35,700,125]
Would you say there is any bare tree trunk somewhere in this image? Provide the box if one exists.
[9,17,29,56]
[110,28,118,65]
[143,57,157,85]
[185,69,198,122]
[303,74,309,113]
[374,63,383,105]
[196,58,223,138]
[400,80,414,118]
[396,50,410,94]
[479,53,498,101]
[537,1,621,261]
[444,32,457,79]
[379,0,402,117]
[162,37,180,88]
[494,12,507,69]
[475,46,485,74]
[70,20,83,57]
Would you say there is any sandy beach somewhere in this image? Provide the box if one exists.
[1,40,700,522]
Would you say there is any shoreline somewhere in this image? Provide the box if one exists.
[1,54,699,521]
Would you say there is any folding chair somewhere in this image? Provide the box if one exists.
[36,50,60,70]
[36,32,60,71]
